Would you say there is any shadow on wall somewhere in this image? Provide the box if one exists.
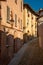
[14,37,23,53]
[23,33,34,43]
[23,33,28,43]
[0,30,23,65]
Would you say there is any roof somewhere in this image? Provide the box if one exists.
[23,4,39,16]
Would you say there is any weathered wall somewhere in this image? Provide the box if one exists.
[38,23,43,48]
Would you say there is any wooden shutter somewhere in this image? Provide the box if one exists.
[7,6,10,22]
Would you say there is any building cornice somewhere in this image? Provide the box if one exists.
[23,4,39,17]
[1,24,23,32]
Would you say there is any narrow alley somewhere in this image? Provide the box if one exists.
[0,1,43,65]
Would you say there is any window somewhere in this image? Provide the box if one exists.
[35,23,37,28]
[18,18,20,23]
[20,20,22,29]
[15,0,17,4]
[31,25,33,27]
[32,17,33,19]
[28,13,29,17]
[35,31,37,35]
[15,14,17,27]
[21,1,22,12]
[27,19,29,26]
[18,18,20,28]
[31,14,33,19]
[18,18,22,29]
[7,6,10,22]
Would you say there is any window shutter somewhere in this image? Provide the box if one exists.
[21,1,22,12]
[15,14,17,27]
[7,6,10,22]
[21,20,22,29]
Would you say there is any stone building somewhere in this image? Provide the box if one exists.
[38,9,43,48]
[0,0,23,63]
[23,4,38,42]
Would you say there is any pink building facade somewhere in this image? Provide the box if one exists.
[0,0,23,64]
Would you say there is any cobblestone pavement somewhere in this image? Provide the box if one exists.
[18,39,43,65]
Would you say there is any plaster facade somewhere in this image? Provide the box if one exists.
[0,0,23,61]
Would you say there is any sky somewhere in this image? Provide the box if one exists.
[24,0,43,11]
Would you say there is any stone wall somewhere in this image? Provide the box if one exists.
[38,23,43,48]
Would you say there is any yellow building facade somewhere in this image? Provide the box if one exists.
[23,4,38,42]
[0,0,23,61]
